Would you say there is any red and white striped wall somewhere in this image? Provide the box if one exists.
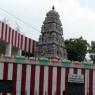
[0,62,94,95]
[0,21,37,53]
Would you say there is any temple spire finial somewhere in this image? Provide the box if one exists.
[52,6,55,10]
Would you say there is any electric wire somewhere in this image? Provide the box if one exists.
[0,7,40,32]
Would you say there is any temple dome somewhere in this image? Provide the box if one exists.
[46,6,59,17]
[43,6,62,26]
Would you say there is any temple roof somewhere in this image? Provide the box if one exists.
[46,6,59,18]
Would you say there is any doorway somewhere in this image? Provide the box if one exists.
[67,83,83,95]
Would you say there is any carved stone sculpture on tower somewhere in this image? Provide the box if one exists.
[36,6,67,60]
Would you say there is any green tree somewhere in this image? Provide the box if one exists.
[89,41,95,63]
[65,37,88,61]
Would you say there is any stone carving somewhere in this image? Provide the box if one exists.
[36,6,67,60]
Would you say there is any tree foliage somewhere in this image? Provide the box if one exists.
[89,41,95,63]
[65,37,88,61]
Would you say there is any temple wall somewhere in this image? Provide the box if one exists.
[0,21,37,57]
[0,56,94,95]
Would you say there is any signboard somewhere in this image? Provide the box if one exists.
[68,74,84,83]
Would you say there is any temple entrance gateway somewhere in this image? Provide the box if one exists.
[68,83,83,95]
[36,6,67,60]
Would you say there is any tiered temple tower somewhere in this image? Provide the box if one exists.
[36,6,67,60]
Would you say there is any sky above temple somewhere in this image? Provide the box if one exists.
[0,0,95,43]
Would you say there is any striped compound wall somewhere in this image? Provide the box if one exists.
[0,62,94,95]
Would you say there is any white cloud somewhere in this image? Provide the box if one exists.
[60,0,95,43]
[0,0,95,42]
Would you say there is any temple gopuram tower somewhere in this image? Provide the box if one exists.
[36,6,67,60]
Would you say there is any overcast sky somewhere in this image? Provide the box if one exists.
[0,0,95,43]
